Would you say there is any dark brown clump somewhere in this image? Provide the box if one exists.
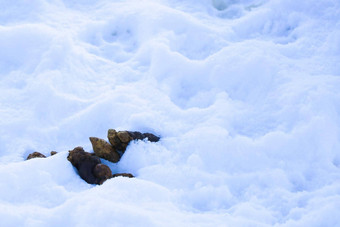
[129,131,160,142]
[67,146,112,185]
[112,173,134,178]
[50,151,57,156]
[26,152,46,160]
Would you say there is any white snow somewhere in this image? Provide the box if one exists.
[1,0,340,226]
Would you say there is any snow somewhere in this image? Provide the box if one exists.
[0,0,340,226]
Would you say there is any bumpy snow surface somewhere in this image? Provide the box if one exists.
[1,0,340,226]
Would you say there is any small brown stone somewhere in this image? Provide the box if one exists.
[108,129,129,152]
[117,131,133,143]
[112,173,134,178]
[89,137,120,163]
[50,151,57,156]
[93,164,112,184]
[108,129,119,147]
[26,152,46,160]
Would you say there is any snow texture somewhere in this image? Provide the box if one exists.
[1,0,340,226]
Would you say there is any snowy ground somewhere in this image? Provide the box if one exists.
[1,0,340,226]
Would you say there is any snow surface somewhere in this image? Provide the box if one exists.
[1,0,340,226]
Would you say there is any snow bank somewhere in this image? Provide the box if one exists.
[0,0,340,226]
